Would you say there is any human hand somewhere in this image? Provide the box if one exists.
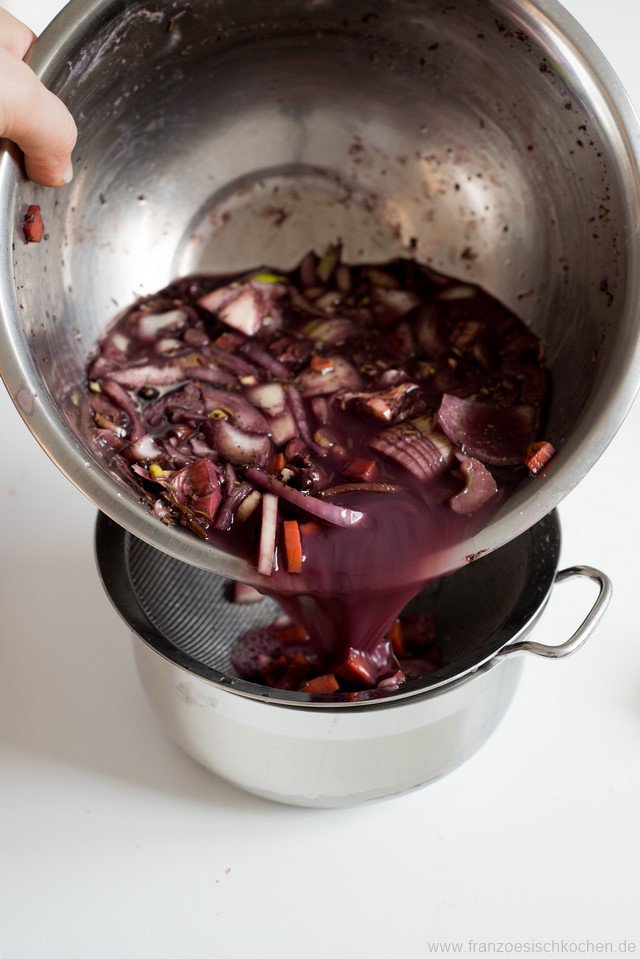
[0,8,77,186]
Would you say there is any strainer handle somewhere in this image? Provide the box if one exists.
[500,565,612,660]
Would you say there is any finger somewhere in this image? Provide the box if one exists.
[0,49,77,187]
[0,9,36,59]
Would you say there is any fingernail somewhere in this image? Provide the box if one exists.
[58,160,73,185]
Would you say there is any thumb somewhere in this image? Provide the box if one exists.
[0,48,77,187]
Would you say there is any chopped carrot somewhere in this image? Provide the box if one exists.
[343,458,378,482]
[23,205,44,243]
[291,650,311,668]
[335,649,375,686]
[525,441,556,475]
[269,452,286,474]
[275,624,308,644]
[299,521,321,537]
[300,674,340,694]
[283,519,303,573]
[214,331,244,351]
[388,619,406,657]
[310,355,335,373]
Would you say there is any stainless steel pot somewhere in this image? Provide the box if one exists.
[1,0,640,586]
[95,511,611,807]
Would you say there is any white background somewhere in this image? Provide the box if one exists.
[1,1,640,956]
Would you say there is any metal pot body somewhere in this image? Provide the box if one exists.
[133,637,525,807]
[1,0,640,585]
[128,562,609,807]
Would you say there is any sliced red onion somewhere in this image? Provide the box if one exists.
[215,288,266,336]
[268,408,297,446]
[192,491,223,519]
[257,493,278,576]
[438,284,478,301]
[415,305,446,358]
[200,387,270,434]
[197,283,241,314]
[320,482,403,496]
[338,382,420,424]
[302,317,359,347]
[155,337,185,356]
[245,469,366,528]
[185,365,237,388]
[233,582,263,604]
[190,436,214,457]
[145,386,198,427]
[93,428,126,455]
[129,434,162,462]
[385,321,415,361]
[164,458,223,511]
[438,394,536,466]
[450,454,498,514]
[372,288,420,325]
[285,437,308,460]
[368,416,454,482]
[151,498,172,521]
[210,346,259,379]
[311,396,330,424]
[214,483,253,531]
[241,344,292,381]
[110,332,130,353]
[245,382,286,418]
[336,265,352,293]
[209,420,271,467]
[100,380,145,441]
[299,252,318,288]
[108,365,184,389]
[287,385,324,455]
[183,327,211,349]
[300,356,362,397]
[289,286,332,318]
[224,461,237,493]
[89,356,116,379]
[137,309,186,341]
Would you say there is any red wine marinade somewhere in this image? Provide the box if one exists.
[86,250,553,694]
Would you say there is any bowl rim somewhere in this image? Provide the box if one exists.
[1,0,640,588]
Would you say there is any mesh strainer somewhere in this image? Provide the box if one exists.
[96,509,606,707]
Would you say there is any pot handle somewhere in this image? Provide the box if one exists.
[499,565,612,660]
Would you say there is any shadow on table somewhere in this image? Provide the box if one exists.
[0,551,319,818]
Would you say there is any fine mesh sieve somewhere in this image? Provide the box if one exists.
[96,510,561,707]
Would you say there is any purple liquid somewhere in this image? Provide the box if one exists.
[85,254,549,690]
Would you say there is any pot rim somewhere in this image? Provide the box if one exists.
[1,0,640,588]
[94,510,562,710]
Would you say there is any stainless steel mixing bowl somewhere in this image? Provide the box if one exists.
[1,0,640,585]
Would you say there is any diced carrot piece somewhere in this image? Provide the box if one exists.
[343,458,378,482]
[283,519,303,573]
[300,674,340,694]
[275,625,308,644]
[23,205,44,243]
[525,441,556,475]
[300,521,321,537]
[387,619,406,657]
[310,355,335,373]
[269,452,286,474]
[291,650,311,668]
[214,331,245,351]
[335,649,376,686]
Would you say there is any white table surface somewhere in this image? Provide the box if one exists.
[2,1,640,956]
